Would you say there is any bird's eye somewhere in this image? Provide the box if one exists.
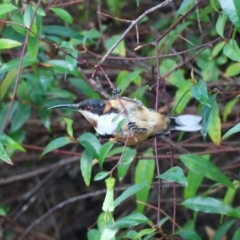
[86,105,91,111]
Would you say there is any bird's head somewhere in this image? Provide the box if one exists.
[48,99,122,136]
[48,99,106,126]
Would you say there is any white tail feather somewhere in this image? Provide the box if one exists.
[171,115,202,132]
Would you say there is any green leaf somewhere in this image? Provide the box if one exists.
[94,171,110,181]
[80,150,93,186]
[134,228,156,239]
[116,69,143,93]
[207,98,221,145]
[63,118,74,138]
[43,25,83,40]
[223,98,238,121]
[222,122,240,139]
[68,78,100,98]
[78,132,101,159]
[117,148,136,181]
[223,40,240,62]
[216,13,227,38]
[99,142,115,167]
[184,155,210,199]
[179,154,233,188]
[105,35,126,57]
[0,4,17,15]
[212,220,235,240]
[191,80,210,106]
[181,196,238,217]
[177,0,194,15]
[41,136,72,158]
[0,38,22,49]
[23,6,37,35]
[87,229,101,240]
[211,41,225,58]
[176,229,201,240]
[114,183,149,208]
[10,104,31,133]
[27,36,39,59]
[156,166,188,186]
[108,212,152,229]
[134,148,155,213]
[225,63,240,76]
[0,70,17,100]
[158,217,170,227]
[38,109,51,131]
[0,143,13,165]
[0,133,25,152]
[200,94,216,138]
[50,7,73,24]
[0,58,37,75]
[219,0,240,31]
[232,228,240,240]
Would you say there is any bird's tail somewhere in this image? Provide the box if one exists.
[169,115,202,132]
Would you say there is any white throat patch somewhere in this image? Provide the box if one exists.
[80,110,125,135]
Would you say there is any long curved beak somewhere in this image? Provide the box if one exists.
[47,104,79,110]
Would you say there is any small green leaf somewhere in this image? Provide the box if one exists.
[134,228,156,239]
[63,118,74,138]
[50,7,73,24]
[111,213,151,230]
[223,40,240,62]
[180,154,233,188]
[222,122,240,139]
[68,78,100,98]
[207,99,221,145]
[78,132,101,159]
[114,183,149,208]
[156,166,188,186]
[134,148,155,213]
[184,156,208,199]
[38,109,51,131]
[94,171,110,181]
[0,133,25,152]
[158,217,170,227]
[177,0,194,15]
[191,80,210,106]
[0,38,22,49]
[216,13,227,38]
[225,63,240,76]
[176,229,201,240]
[219,0,240,31]
[109,212,152,229]
[87,229,100,240]
[117,148,136,181]
[232,228,240,240]
[182,196,238,217]
[0,143,13,165]
[0,57,37,75]
[10,104,31,133]
[105,35,126,57]
[41,136,72,158]
[116,69,143,93]
[99,142,114,167]
[223,98,238,121]
[0,70,17,100]
[80,150,93,186]
[212,220,235,240]
[0,4,17,15]
[200,94,216,138]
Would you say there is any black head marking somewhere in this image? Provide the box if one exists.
[78,99,105,115]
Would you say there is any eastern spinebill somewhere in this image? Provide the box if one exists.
[48,97,202,146]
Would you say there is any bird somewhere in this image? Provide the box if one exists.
[48,97,202,146]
